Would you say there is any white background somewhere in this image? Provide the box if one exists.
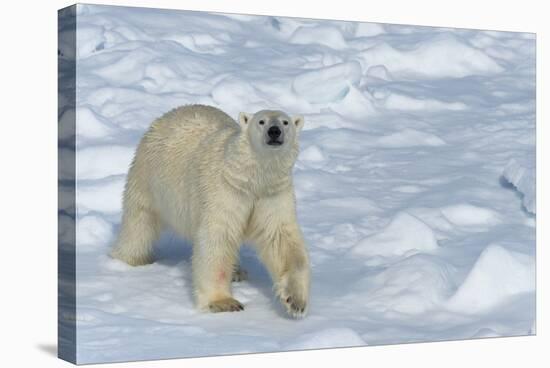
[0,0,546,367]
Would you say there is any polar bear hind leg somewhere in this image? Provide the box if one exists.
[232,264,248,282]
[111,197,162,266]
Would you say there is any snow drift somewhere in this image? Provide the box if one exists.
[64,4,536,363]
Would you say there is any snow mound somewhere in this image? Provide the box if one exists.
[502,158,536,214]
[77,145,135,180]
[352,212,438,257]
[77,215,114,251]
[329,85,377,119]
[447,244,535,313]
[76,107,114,140]
[316,222,364,250]
[361,255,454,314]
[376,128,446,147]
[292,61,362,104]
[384,93,467,111]
[211,76,264,114]
[93,49,154,85]
[358,35,504,78]
[355,23,385,37]
[284,328,366,350]
[299,145,326,162]
[290,25,348,49]
[392,185,425,193]
[165,33,225,55]
[76,177,125,214]
[440,204,501,227]
[366,64,392,81]
[471,328,500,338]
[76,25,106,58]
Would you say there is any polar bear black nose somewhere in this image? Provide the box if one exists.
[268,126,281,139]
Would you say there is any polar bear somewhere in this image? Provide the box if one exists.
[111,104,310,318]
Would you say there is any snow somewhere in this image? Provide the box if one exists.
[355,22,385,38]
[446,244,535,313]
[299,145,326,162]
[384,93,468,111]
[63,4,535,364]
[330,85,377,119]
[292,61,362,104]
[76,177,125,214]
[75,107,115,140]
[77,215,114,251]
[376,128,446,147]
[351,212,438,257]
[77,145,134,180]
[440,204,501,228]
[356,34,505,79]
[366,64,392,81]
[290,25,349,49]
[284,328,366,350]
[357,254,455,314]
[502,157,536,214]
[76,25,106,58]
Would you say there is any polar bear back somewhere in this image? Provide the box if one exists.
[149,104,238,143]
[127,105,241,239]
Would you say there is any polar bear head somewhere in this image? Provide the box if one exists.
[238,110,304,158]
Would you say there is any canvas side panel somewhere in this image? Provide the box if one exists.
[58,4,77,365]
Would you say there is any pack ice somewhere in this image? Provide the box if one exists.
[59,4,536,363]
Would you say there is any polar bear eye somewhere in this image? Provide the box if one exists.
[259,120,265,125]
[283,120,289,125]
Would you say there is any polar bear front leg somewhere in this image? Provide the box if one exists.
[267,244,310,319]
[248,193,310,318]
[192,206,249,313]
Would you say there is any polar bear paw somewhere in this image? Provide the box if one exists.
[282,294,307,319]
[275,275,308,319]
[208,297,244,313]
[110,247,155,266]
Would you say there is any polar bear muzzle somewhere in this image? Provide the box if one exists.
[267,125,283,146]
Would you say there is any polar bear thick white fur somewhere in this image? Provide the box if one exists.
[111,104,310,318]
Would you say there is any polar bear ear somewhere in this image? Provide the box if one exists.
[293,115,305,131]
[238,112,252,128]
